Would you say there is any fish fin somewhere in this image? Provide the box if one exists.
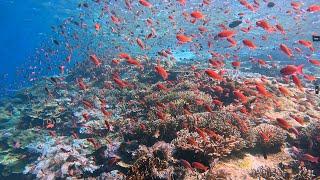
[297,64,304,75]
[309,46,315,52]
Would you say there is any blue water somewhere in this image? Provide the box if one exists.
[0,0,78,97]
[1,1,320,179]
[1,0,319,99]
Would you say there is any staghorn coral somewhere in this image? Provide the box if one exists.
[172,129,242,163]
[298,121,320,156]
[145,89,213,118]
[24,138,100,179]
[249,161,316,180]
[292,166,315,180]
[177,111,247,138]
[250,123,287,150]
[123,118,182,146]
[127,141,174,179]
[249,165,287,180]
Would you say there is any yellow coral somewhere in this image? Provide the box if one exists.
[235,154,254,169]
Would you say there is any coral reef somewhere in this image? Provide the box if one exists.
[249,162,315,180]
[0,59,320,179]
[251,123,287,150]
[127,141,174,179]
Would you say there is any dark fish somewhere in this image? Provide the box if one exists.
[72,21,80,26]
[228,20,242,28]
[53,39,59,45]
[50,77,58,84]
[78,3,89,8]
[267,2,275,8]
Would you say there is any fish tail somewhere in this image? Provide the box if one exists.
[309,46,315,52]
[297,64,304,75]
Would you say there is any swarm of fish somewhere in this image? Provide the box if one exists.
[1,0,320,179]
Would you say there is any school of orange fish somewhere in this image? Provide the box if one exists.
[2,0,320,179]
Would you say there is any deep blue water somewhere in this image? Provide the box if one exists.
[0,0,77,97]
[0,0,319,98]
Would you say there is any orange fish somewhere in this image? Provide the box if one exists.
[291,2,302,10]
[146,18,153,26]
[87,138,99,149]
[278,86,292,96]
[101,107,112,117]
[112,59,120,65]
[192,162,208,172]
[257,59,267,66]
[82,113,90,121]
[126,58,143,69]
[191,11,205,19]
[203,104,213,112]
[292,75,304,91]
[139,0,152,8]
[227,37,237,47]
[302,153,319,163]
[298,40,315,51]
[113,77,128,89]
[289,114,304,125]
[275,24,286,34]
[156,83,169,91]
[77,78,87,90]
[195,127,207,140]
[198,26,208,33]
[203,0,211,5]
[309,59,320,66]
[94,23,101,31]
[82,100,94,109]
[276,118,292,130]
[180,159,193,171]
[136,38,145,50]
[280,65,304,76]
[243,39,257,49]
[156,110,166,120]
[212,99,223,106]
[233,90,248,104]
[256,20,274,33]
[256,83,272,97]
[89,54,102,66]
[176,34,193,43]
[218,30,236,38]
[307,4,320,12]
[205,69,223,81]
[303,74,316,81]
[212,86,223,93]
[118,53,131,59]
[203,128,220,140]
[280,44,293,57]
[259,131,270,143]
[186,137,198,146]
[111,15,121,24]
[177,0,186,6]
[46,122,54,129]
[209,59,225,68]
[231,61,241,69]
[155,64,169,80]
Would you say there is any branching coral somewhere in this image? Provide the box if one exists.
[250,162,316,180]
[127,141,174,179]
[24,139,100,179]
[251,123,287,150]
[298,121,320,157]
[122,118,182,146]
[292,166,315,180]
[249,165,287,180]
[172,128,242,163]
